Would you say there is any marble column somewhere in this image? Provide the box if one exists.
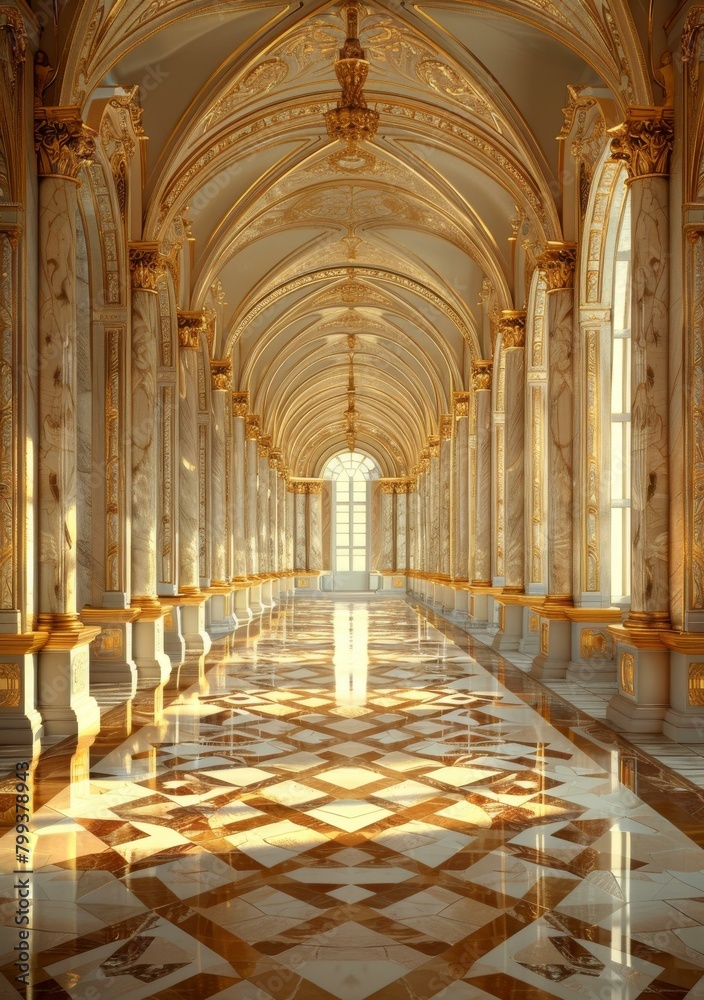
[428,437,441,597]
[128,244,173,686]
[294,484,307,572]
[607,110,675,730]
[471,361,493,625]
[245,415,263,612]
[176,312,210,656]
[230,393,251,619]
[35,108,101,736]
[259,437,275,607]
[438,417,452,583]
[396,485,408,573]
[286,482,295,577]
[451,393,470,615]
[269,453,279,602]
[380,483,395,571]
[495,313,527,650]
[408,481,419,574]
[528,246,577,678]
[208,361,232,623]
[308,483,324,573]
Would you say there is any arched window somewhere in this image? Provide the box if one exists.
[323,451,379,590]
[610,193,631,606]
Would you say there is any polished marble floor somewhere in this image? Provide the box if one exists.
[2,599,704,999]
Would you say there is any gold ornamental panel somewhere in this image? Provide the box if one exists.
[92,628,124,659]
[0,664,20,708]
[580,629,613,660]
[540,621,549,655]
[529,614,539,632]
[688,663,704,707]
[620,652,635,696]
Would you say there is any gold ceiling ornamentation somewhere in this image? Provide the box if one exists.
[537,242,577,292]
[325,3,379,150]
[499,310,527,349]
[471,360,493,392]
[232,391,249,417]
[609,107,675,179]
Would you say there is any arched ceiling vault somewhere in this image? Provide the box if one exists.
[45,0,652,476]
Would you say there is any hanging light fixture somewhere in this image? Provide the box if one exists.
[325,2,379,149]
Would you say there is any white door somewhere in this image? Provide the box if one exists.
[332,478,370,591]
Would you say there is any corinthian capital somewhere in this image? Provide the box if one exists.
[210,360,233,392]
[453,391,470,417]
[245,414,260,440]
[471,360,493,392]
[177,310,206,350]
[609,107,674,179]
[34,107,96,179]
[537,242,577,292]
[498,309,526,348]
[129,242,167,292]
[232,391,249,417]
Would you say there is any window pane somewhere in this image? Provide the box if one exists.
[352,555,367,571]
[353,512,366,525]
[336,555,350,571]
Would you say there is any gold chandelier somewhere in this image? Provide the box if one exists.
[325,2,379,149]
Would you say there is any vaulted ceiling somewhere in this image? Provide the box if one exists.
[45,0,653,476]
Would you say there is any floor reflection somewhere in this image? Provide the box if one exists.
[0,599,703,1000]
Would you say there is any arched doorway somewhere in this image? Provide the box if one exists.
[323,452,380,592]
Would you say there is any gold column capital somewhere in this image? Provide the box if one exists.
[537,243,577,291]
[232,391,249,417]
[245,413,260,440]
[269,448,282,470]
[128,242,168,293]
[609,106,675,179]
[177,310,206,350]
[452,391,471,418]
[471,359,493,391]
[308,481,325,495]
[34,106,96,179]
[210,360,232,392]
[259,434,271,459]
[428,435,440,459]
[380,480,397,494]
[498,309,527,348]
[439,414,453,440]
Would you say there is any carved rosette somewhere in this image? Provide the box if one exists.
[499,310,527,348]
[439,414,453,440]
[177,310,206,350]
[232,391,249,417]
[471,360,493,392]
[35,107,96,179]
[452,391,470,418]
[245,414,260,440]
[537,243,577,292]
[609,108,675,179]
[129,242,167,292]
[210,360,232,392]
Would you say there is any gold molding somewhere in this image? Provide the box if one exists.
[620,651,635,695]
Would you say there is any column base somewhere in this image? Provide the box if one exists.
[132,603,173,686]
[0,632,47,747]
[605,626,670,734]
[662,708,704,743]
[233,583,254,622]
[530,616,572,679]
[175,597,212,657]
[661,637,704,742]
[38,633,101,739]
[249,582,265,615]
[81,608,139,696]
[493,602,524,652]
[606,691,668,733]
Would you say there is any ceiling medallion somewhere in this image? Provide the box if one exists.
[325,2,379,151]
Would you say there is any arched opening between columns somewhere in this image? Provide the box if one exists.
[323,452,380,592]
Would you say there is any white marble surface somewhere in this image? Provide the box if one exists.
[210,389,228,583]
[286,490,295,571]
[38,177,79,615]
[257,456,270,574]
[546,288,574,598]
[232,417,247,577]
[295,492,307,570]
[472,391,492,584]
[178,347,200,590]
[631,176,670,617]
[268,466,278,572]
[408,491,418,571]
[504,347,525,590]
[429,455,440,574]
